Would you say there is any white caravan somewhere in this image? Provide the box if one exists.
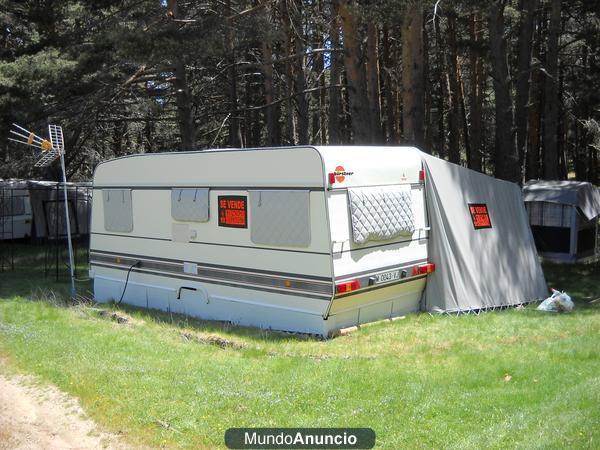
[90,146,434,336]
[0,180,33,240]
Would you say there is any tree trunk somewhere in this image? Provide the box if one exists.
[468,11,483,171]
[311,0,325,144]
[515,0,537,181]
[589,124,599,184]
[423,12,432,153]
[113,120,126,156]
[260,2,279,146]
[458,67,471,163]
[382,25,397,143]
[366,22,383,143]
[173,61,196,149]
[526,12,543,181]
[337,0,372,144]
[282,0,297,144]
[402,2,425,148]
[144,119,153,150]
[558,67,567,179]
[292,0,309,144]
[574,47,588,181]
[225,0,241,147]
[167,0,195,149]
[543,0,561,179]
[328,1,343,144]
[243,68,252,147]
[489,1,519,181]
[446,9,461,164]
[434,12,446,158]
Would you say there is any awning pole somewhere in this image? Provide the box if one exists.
[59,152,76,297]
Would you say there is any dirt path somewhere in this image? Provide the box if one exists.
[0,369,129,449]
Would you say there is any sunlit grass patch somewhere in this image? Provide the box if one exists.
[0,258,598,448]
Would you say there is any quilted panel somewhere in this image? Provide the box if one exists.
[250,190,311,247]
[348,185,415,245]
[171,188,209,222]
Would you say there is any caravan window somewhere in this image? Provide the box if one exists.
[347,185,415,245]
[171,188,209,222]
[103,189,133,232]
[249,190,311,247]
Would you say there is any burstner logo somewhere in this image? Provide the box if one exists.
[334,165,354,183]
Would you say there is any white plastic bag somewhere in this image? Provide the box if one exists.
[537,289,574,312]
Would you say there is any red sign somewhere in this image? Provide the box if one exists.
[468,203,492,229]
[218,195,247,228]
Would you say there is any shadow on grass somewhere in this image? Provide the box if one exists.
[2,245,598,343]
[1,267,319,344]
[542,261,600,303]
[111,301,323,343]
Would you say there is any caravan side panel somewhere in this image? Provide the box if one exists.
[90,148,335,335]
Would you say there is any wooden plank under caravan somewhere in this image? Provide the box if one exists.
[89,146,432,336]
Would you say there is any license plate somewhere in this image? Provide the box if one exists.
[373,270,400,284]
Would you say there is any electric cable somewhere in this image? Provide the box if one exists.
[117,261,140,304]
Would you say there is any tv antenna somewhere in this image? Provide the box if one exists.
[8,123,76,296]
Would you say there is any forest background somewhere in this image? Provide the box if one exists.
[1,0,598,184]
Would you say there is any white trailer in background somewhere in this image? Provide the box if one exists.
[90,146,432,336]
[0,180,33,240]
[27,180,92,239]
[523,180,600,263]
[0,179,92,241]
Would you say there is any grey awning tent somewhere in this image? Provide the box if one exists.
[422,154,547,312]
[26,180,92,238]
[522,180,599,263]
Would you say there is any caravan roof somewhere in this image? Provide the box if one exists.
[93,146,423,189]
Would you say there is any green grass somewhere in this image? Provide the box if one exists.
[0,249,598,449]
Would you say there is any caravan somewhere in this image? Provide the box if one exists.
[90,146,432,336]
[90,146,548,335]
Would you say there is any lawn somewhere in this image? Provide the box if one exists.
[0,247,598,449]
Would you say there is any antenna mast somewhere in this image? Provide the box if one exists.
[9,123,76,297]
